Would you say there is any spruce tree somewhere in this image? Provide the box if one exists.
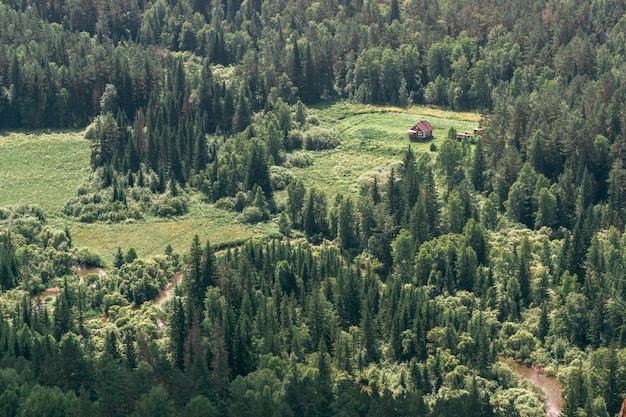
[471,138,485,191]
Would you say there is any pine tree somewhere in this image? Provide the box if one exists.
[232,87,251,133]
[313,338,333,417]
[53,290,73,341]
[114,246,125,269]
[389,0,400,21]
[471,138,485,191]
[246,141,272,198]
[124,332,137,370]
[291,37,303,95]
[105,330,120,359]
[0,233,18,291]
[562,361,587,417]
[188,235,204,311]
[338,197,358,257]
[303,188,317,239]
[387,167,402,226]
[202,239,216,291]
[400,147,418,218]
[518,237,532,307]
[170,296,187,371]
[287,179,306,228]
[253,185,270,220]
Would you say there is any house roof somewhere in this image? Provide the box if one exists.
[417,120,433,132]
[408,120,434,133]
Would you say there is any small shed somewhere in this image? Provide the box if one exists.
[408,120,434,141]
[456,131,472,141]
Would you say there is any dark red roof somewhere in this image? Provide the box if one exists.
[416,120,433,132]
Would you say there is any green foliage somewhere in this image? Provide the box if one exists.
[304,126,340,151]
[7,0,626,415]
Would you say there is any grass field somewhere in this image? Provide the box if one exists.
[293,103,480,196]
[0,131,91,212]
[1,103,480,263]
[60,200,279,263]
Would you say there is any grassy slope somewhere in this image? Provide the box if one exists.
[1,103,480,263]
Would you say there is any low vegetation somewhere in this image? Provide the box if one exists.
[0,131,90,211]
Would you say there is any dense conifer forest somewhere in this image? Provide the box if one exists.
[4,0,626,415]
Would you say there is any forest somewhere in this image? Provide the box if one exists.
[3,0,626,415]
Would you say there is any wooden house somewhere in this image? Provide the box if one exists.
[408,120,434,141]
[456,131,472,141]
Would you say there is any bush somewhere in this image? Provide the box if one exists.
[304,127,340,150]
[103,291,128,314]
[242,206,265,223]
[285,152,313,168]
[307,114,321,125]
[12,205,46,222]
[0,207,11,220]
[153,196,188,217]
[215,197,236,211]
[77,247,103,267]
[286,129,304,150]
[234,191,249,212]
[270,166,295,190]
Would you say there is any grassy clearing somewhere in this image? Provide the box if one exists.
[0,130,278,263]
[293,102,480,197]
[1,103,480,262]
[56,200,280,263]
[0,130,91,212]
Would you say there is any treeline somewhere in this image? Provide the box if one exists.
[3,0,625,119]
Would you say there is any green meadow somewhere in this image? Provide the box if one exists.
[1,103,480,263]
[63,200,279,263]
[0,131,91,211]
[294,103,481,197]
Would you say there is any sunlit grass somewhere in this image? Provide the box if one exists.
[293,102,481,197]
[313,102,482,123]
[0,130,91,212]
[56,200,280,263]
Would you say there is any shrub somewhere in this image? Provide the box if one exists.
[12,205,46,222]
[103,291,128,314]
[287,129,304,150]
[77,184,90,196]
[153,196,188,217]
[242,206,265,223]
[307,114,321,125]
[77,247,103,267]
[286,152,313,168]
[234,191,249,212]
[215,197,236,211]
[0,207,10,220]
[304,126,340,150]
[270,166,295,190]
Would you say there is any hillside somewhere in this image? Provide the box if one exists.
[1,0,626,416]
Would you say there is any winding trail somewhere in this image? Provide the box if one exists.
[154,271,184,308]
[500,357,564,417]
